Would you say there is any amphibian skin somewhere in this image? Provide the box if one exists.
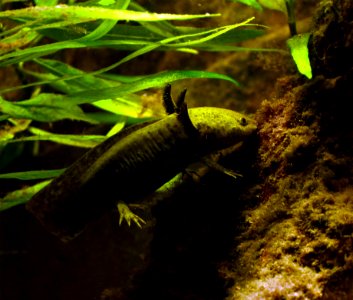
[26,85,257,241]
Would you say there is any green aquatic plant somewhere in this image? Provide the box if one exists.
[287,33,312,79]
[229,0,312,79]
[0,0,264,210]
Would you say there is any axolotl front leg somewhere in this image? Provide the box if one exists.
[117,201,146,228]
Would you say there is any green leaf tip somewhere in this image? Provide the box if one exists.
[287,33,312,79]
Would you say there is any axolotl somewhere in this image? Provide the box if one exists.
[26,85,257,241]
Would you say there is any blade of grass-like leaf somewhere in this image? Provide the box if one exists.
[0,19,40,38]
[30,58,115,93]
[0,28,39,55]
[0,94,98,123]
[13,70,238,118]
[30,59,146,117]
[0,39,153,67]
[19,59,144,118]
[76,0,130,42]
[73,24,243,79]
[26,126,105,147]
[27,19,98,39]
[86,112,153,124]
[0,37,178,67]
[0,19,259,68]
[191,45,281,52]
[168,18,255,48]
[98,73,145,83]
[1,14,231,66]
[19,69,84,94]
[175,27,265,44]
[0,180,51,211]
[93,96,147,118]
[0,169,64,180]
[68,70,240,104]
[87,19,256,74]
[0,5,222,66]
[26,59,195,118]
[106,24,176,42]
[0,5,219,21]
[100,43,163,73]
[6,134,104,147]
[4,17,254,91]
[76,19,117,42]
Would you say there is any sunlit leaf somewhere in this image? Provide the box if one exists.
[28,59,146,117]
[68,70,240,105]
[0,94,98,123]
[76,0,130,42]
[0,5,219,22]
[23,127,105,147]
[259,0,287,14]
[106,121,126,137]
[287,33,312,79]
[0,180,51,211]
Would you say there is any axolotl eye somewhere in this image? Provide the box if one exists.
[239,117,247,126]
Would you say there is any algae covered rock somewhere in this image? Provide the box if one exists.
[225,0,353,299]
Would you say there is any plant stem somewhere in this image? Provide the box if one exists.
[285,0,297,36]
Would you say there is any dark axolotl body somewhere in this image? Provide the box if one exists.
[27,86,257,241]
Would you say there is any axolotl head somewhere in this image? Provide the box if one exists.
[188,107,257,151]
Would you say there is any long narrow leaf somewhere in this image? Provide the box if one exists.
[76,0,130,42]
[25,126,105,147]
[68,70,240,105]
[0,94,97,123]
[0,5,219,21]
[14,134,104,147]
[0,180,51,211]
[28,59,146,117]
[0,169,65,180]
